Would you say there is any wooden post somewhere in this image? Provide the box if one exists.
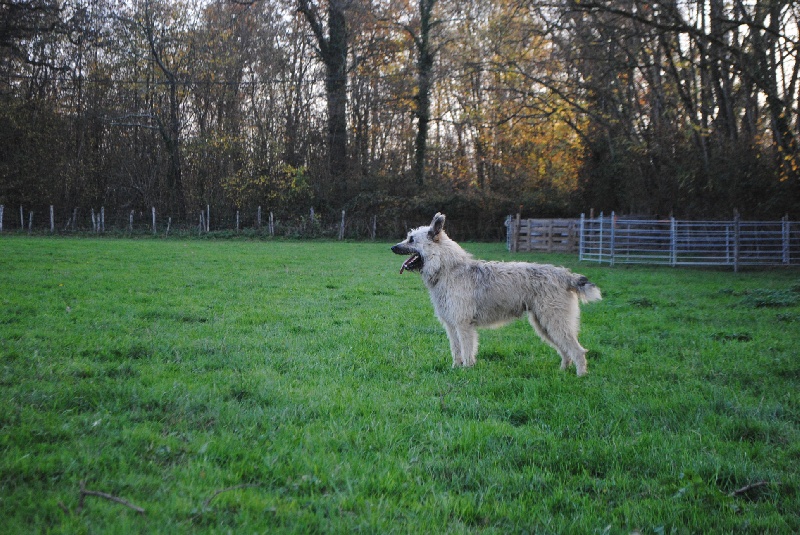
[50,205,54,233]
[257,206,262,229]
[101,207,105,233]
[152,207,156,235]
[0,204,4,232]
[20,206,24,229]
[371,215,377,240]
[512,213,521,252]
[339,210,345,240]
[166,217,172,236]
[28,210,33,234]
[206,204,210,232]
[129,210,134,233]
[269,211,274,236]
[91,208,96,232]
[199,212,204,233]
[236,210,240,232]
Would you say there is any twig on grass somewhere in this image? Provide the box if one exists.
[77,480,146,515]
[730,480,770,497]
[202,484,260,509]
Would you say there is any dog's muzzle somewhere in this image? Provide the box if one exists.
[391,244,423,274]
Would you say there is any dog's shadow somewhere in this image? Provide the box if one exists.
[481,351,509,362]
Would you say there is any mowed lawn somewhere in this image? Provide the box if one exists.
[1,236,799,533]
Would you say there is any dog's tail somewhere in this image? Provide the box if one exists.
[572,275,602,304]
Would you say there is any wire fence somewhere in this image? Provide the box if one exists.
[579,213,799,270]
[0,204,386,240]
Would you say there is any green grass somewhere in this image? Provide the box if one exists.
[1,236,799,533]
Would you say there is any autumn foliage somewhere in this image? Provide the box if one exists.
[1,0,798,237]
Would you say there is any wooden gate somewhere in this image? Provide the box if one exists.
[509,216,579,253]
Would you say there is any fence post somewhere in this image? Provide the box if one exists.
[101,207,105,233]
[50,205,54,233]
[91,208,96,232]
[783,214,790,265]
[579,213,585,261]
[371,214,377,240]
[206,205,210,232]
[129,210,134,233]
[598,212,604,264]
[236,210,240,232]
[28,210,33,234]
[0,204,4,232]
[269,211,274,236]
[20,206,24,229]
[152,207,156,235]
[257,206,262,229]
[512,213,521,252]
[609,212,616,266]
[339,210,345,240]
[733,212,740,272]
[670,216,677,267]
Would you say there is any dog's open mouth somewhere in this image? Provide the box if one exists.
[400,253,423,274]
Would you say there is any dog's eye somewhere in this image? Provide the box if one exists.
[408,236,414,244]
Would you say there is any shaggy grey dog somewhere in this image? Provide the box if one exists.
[391,213,602,375]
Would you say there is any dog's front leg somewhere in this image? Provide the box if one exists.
[456,326,479,367]
[443,321,464,367]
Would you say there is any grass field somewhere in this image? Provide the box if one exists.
[1,236,799,533]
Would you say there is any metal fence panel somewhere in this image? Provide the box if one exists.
[579,213,799,269]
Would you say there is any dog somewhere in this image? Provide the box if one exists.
[391,213,601,375]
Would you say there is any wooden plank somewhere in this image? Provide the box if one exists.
[512,218,580,253]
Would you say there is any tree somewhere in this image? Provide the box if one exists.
[297,0,349,203]
[139,0,189,217]
[408,0,438,187]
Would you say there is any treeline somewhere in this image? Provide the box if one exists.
[1,0,798,239]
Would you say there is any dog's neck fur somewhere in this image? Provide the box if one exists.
[421,231,473,287]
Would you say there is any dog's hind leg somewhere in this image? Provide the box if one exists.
[528,307,588,376]
[527,312,571,370]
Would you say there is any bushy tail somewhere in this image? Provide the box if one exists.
[573,275,602,304]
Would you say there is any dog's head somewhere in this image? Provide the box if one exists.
[391,212,446,274]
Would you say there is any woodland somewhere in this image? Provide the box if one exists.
[1,0,799,237]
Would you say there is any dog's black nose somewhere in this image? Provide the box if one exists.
[391,245,400,254]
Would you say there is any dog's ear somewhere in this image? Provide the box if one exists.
[429,213,445,240]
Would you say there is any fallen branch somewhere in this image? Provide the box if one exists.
[203,484,260,509]
[78,480,145,514]
[730,481,770,497]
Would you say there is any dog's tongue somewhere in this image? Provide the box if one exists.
[400,254,420,274]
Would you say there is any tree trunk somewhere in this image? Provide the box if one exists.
[298,0,349,202]
[413,0,436,187]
